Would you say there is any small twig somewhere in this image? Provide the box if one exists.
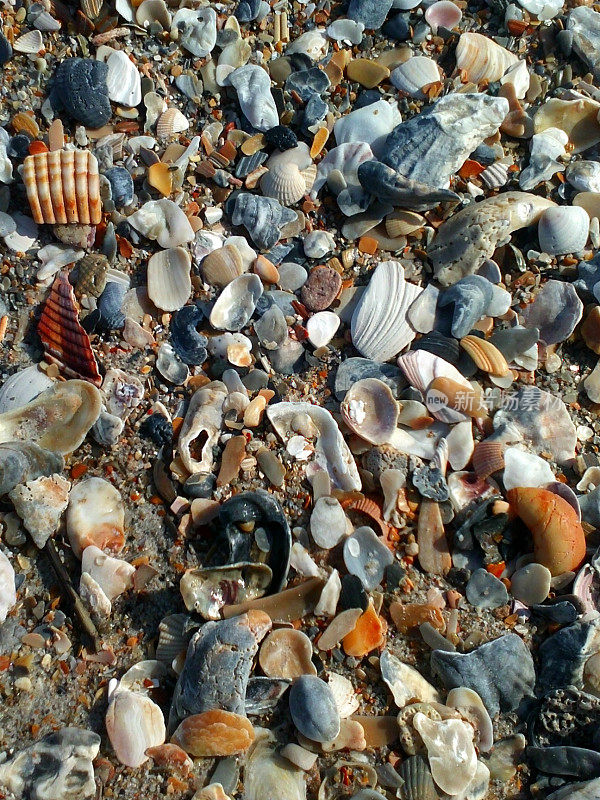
[43,538,101,652]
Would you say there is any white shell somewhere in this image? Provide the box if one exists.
[413,714,478,796]
[518,0,562,19]
[447,419,474,471]
[397,349,472,423]
[325,672,359,718]
[351,261,421,363]
[480,161,510,190]
[229,64,279,132]
[567,160,600,194]
[341,378,399,445]
[128,199,194,248]
[538,205,589,256]
[0,366,55,414]
[81,545,135,601]
[380,650,439,708]
[407,283,439,334]
[261,162,308,206]
[502,446,555,491]
[455,32,519,84]
[136,0,171,28]
[0,549,16,624]
[306,311,340,348]
[13,30,43,53]
[97,47,142,107]
[147,246,192,312]
[285,28,328,59]
[244,729,306,800]
[171,7,217,58]
[156,107,190,138]
[303,230,335,259]
[533,93,600,154]
[326,19,364,44]
[311,142,374,216]
[66,477,125,559]
[314,569,341,617]
[500,59,530,100]
[446,687,494,752]
[106,689,165,768]
[520,128,568,191]
[391,56,440,98]
[209,273,263,331]
[310,496,348,549]
[333,100,401,159]
[178,381,227,474]
[424,1,462,33]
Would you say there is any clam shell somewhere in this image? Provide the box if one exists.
[147,247,192,312]
[306,310,340,348]
[0,366,55,414]
[424,0,462,32]
[209,274,263,331]
[0,380,102,455]
[259,628,317,679]
[38,270,102,386]
[0,550,16,624]
[67,476,125,558]
[391,56,440,98]
[455,32,518,83]
[534,93,600,154]
[538,206,590,256]
[385,210,425,237]
[261,162,307,206]
[156,107,190,139]
[23,150,101,225]
[397,349,472,423]
[567,160,600,194]
[128,198,195,249]
[472,440,505,479]
[351,261,421,363]
[136,0,171,28]
[398,755,438,800]
[244,729,306,800]
[341,378,399,445]
[180,563,272,620]
[201,244,244,288]
[156,613,191,669]
[13,30,43,54]
[98,47,142,107]
[106,689,165,767]
[460,335,510,376]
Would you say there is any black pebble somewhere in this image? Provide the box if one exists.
[264,125,298,151]
[0,31,12,66]
[139,414,173,448]
[50,58,111,128]
[183,472,216,499]
[340,574,368,611]
[7,134,31,160]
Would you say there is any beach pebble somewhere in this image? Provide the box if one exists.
[348,0,394,29]
[310,496,348,549]
[301,266,342,311]
[9,474,70,549]
[343,526,393,590]
[289,675,341,743]
[510,563,551,606]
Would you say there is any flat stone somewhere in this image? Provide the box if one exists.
[348,0,394,29]
[301,266,342,311]
[346,59,390,88]
[510,563,551,606]
[465,568,509,609]
[289,675,341,742]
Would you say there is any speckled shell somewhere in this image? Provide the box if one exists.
[38,270,102,386]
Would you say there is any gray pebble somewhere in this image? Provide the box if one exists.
[289,675,340,743]
[466,568,509,609]
[343,526,393,590]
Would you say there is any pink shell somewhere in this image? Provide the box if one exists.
[425,0,462,33]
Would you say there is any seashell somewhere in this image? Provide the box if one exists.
[472,440,505,479]
[429,191,556,286]
[9,473,70,549]
[538,206,590,256]
[351,261,421,363]
[81,545,134,600]
[0,366,55,414]
[97,47,141,107]
[0,441,63,496]
[136,0,171,28]
[231,193,296,251]
[172,710,254,757]
[342,602,387,657]
[311,142,374,217]
[398,755,438,800]
[567,160,600,194]
[178,381,227,474]
[520,128,568,191]
[508,487,586,576]
[13,30,43,54]
[427,376,488,421]
[334,99,399,160]
[521,279,583,346]
[23,149,101,225]
[244,729,307,800]
[170,305,207,365]
[534,93,600,154]
[380,649,440,708]
[157,107,190,139]
[425,0,462,32]
[67,476,125,558]
[341,378,399,446]
[156,613,191,670]
[310,495,348,549]
[201,244,244,288]
[286,27,328,59]
[503,447,555,492]
[343,526,393,590]
[75,253,109,299]
[259,628,317,679]
[171,7,216,58]
[81,0,103,19]
[460,335,510,376]
[0,549,16,624]
[390,56,440,98]
[229,64,279,132]
[447,687,493,752]
[50,58,111,129]
[480,160,510,189]
[145,743,193,775]
[106,689,165,767]
[397,349,473,423]
[385,210,425,238]
[210,274,263,331]
[38,270,102,386]
[128,199,194,249]
[306,311,340,348]
[357,161,460,211]
[413,714,477,796]
[147,247,191,312]
[261,161,308,206]
[180,563,272,620]
[455,32,519,84]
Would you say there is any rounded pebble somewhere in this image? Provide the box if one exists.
[289,675,341,743]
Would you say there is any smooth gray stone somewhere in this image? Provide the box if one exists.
[289,675,341,743]
[104,166,134,207]
[521,280,583,346]
[382,93,508,189]
[547,777,600,799]
[348,0,393,28]
[343,526,393,590]
[269,336,305,375]
[528,746,600,779]
[538,618,600,692]
[490,326,540,362]
[579,486,600,528]
[334,357,405,401]
[466,568,509,609]
[254,304,288,349]
[438,275,494,339]
[231,193,296,250]
[431,633,535,717]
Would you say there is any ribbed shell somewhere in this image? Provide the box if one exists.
[38,270,102,386]
[201,244,244,288]
[472,440,505,479]
[460,335,510,376]
[23,149,101,225]
[480,161,510,189]
[261,162,308,206]
[399,755,439,800]
[455,32,518,84]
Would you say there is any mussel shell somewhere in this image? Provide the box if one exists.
[208,490,291,593]
[180,562,273,619]
[0,441,64,495]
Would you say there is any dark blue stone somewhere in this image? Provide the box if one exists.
[348,0,393,29]
[285,68,330,101]
[264,125,297,151]
[104,166,134,207]
[382,13,410,40]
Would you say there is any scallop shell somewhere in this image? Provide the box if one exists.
[156,613,191,670]
[147,247,192,312]
[38,270,102,386]
[156,107,190,139]
[351,261,422,363]
[538,205,590,256]
[23,150,101,226]
[480,161,510,189]
[455,32,519,84]
[13,30,43,54]
[472,440,505,479]
[261,162,307,206]
[460,335,510,376]
[391,57,440,98]
[201,244,244,288]
[424,0,462,33]
[398,755,438,800]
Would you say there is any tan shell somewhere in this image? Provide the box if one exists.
[156,107,190,139]
[75,253,109,299]
[472,440,505,479]
[171,710,254,757]
[201,244,244,288]
[427,376,488,419]
[259,628,317,679]
[147,247,192,312]
[23,150,101,225]
[260,161,308,206]
[12,112,40,138]
[460,335,510,376]
[455,32,518,84]
[385,210,425,238]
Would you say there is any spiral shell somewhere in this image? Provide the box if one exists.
[23,149,101,225]
[460,335,510,376]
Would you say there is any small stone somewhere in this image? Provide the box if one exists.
[343,526,393,590]
[510,563,551,606]
[0,32,12,66]
[104,166,134,207]
[348,0,394,29]
[289,675,341,743]
[301,266,342,311]
[310,496,348,549]
[465,568,509,610]
[264,125,298,151]
[280,743,318,771]
[582,306,600,354]
[346,59,390,88]
[172,710,254,757]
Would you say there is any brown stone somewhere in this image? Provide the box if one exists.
[389,601,445,633]
[301,266,342,311]
[582,305,600,354]
[346,59,390,88]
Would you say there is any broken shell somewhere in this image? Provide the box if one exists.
[534,94,600,154]
[244,729,307,800]
[147,247,192,312]
[259,628,317,679]
[472,440,505,479]
[180,563,272,620]
[128,199,195,249]
[14,29,43,54]
[210,274,263,331]
[201,244,244,288]
[0,441,64,496]
[455,32,518,83]
[460,335,510,376]
[23,150,101,225]
[446,687,493,752]
[136,0,171,28]
[171,710,254,757]
[306,311,340,348]
[229,64,279,132]
[341,378,399,445]
[261,161,308,206]
[427,376,488,420]
[0,549,16,624]
[538,206,590,256]
[391,57,440,99]
[66,476,125,558]
[0,366,55,414]
[38,270,102,386]
[398,349,476,423]
[156,613,190,670]
[380,650,440,708]
[342,602,386,657]
[413,714,477,796]
[350,261,421,363]
[106,689,166,767]
[178,381,227,475]
[310,495,348,549]
[425,0,462,32]
[80,545,134,601]
[0,380,102,455]
[145,743,193,775]
[9,473,70,548]
[398,755,439,800]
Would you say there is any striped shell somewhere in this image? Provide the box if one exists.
[460,335,510,376]
[472,440,505,479]
[480,161,510,189]
[455,32,519,84]
[38,270,102,386]
[260,162,309,206]
[23,150,101,225]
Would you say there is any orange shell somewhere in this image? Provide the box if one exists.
[170,710,254,757]
[38,270,102,386]
[472,440,505,479]
[342,603,387,658]
[507,486,586,576]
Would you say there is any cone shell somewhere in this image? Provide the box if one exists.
[460,335,510,376]
[260,161,308,206]
[38,270,102,386]
[23,150,102,225]
[455,32,519,84]
[472,440,505,479]
[507,486,587,576]
[201,244,244,288]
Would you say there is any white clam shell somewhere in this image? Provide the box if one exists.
[341,378,399,445]
[500,59,530,100]
[502,446,555,491]
[306,311,340,348]
[229,64,279,132]
[351,261,421,362]
[128,199,194,248]
[380,650,440,708]
[447,419,474,471]
[106,689,165,768]
[0,366,55,414]
[285,28,328,59]
[424,0,462,32]
[147,246,192,312]
[413,714,477,796]
[397,349,472,423]
[97,47,141,107]
[455,32,519,84]
[391,56,440,98]
[66,476,125,559]
[446,687,494,752]
[171,7,216,58]
[538,205,590,255]
[81,545,135,601]
[209,273,263,331]
[261,162,308,206]
[178,381,227,474]
[0,549,16,624]
[567,160,600,194]
[13,30,43,53]
[333,100,401,159]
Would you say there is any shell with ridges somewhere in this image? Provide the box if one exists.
[201,244,244,288]
[13,30,43,54]
[156,107,190,139]
[398,755,438,800]
[460,335,510,376]
[75,253,109,299]
[147,247,192,312]
[397,349,473,423]
[472,440,505,478]
[390,56,440,98]
[23,150,101,225]
[455,32,519,84]
[261,161,307,206]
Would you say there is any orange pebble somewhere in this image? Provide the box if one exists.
[357,236,378,255]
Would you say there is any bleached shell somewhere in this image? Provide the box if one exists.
[66,476,125,559]
[327,19,364,44]
[209,273,263,331]
[391,57,440,98]
[446,687,493,752]
[229,64,279,132]
[380,650,440,708]
[310,496,348,549]
[324,672,359,718]
[306,311,340,348]
[178,381,227,474]
[128,199,195,248]
[136,0,171,28]
[397,349,472,423]
[341,378,399,445]
[80,571,112,618]
[333,99,400,159]
[413,714,477,796]
[98,48,142,107]
[106,689,166,768]
[447,419,474,471]
[171,7,217,58]
[424,1,462,33]
[285,27,328,59]
[243,729,307,800]
[116,660,168,694]
[533,94,600,154]
[180,563,272,619]
[201,244,244,288]
[538,205,589,256]
[13,30,43,54]
[455,32,519,84]
[502,446,555,491]
[0,366,54,414]
[567,160,600,194]
[23,150,101,225]
[351,261,421,363]
[147,247,191,312]
[81,545,134,601]
[261,162,307,206]
[0,549,16,624]
[157,107,190,139]
[500,59,530,100]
